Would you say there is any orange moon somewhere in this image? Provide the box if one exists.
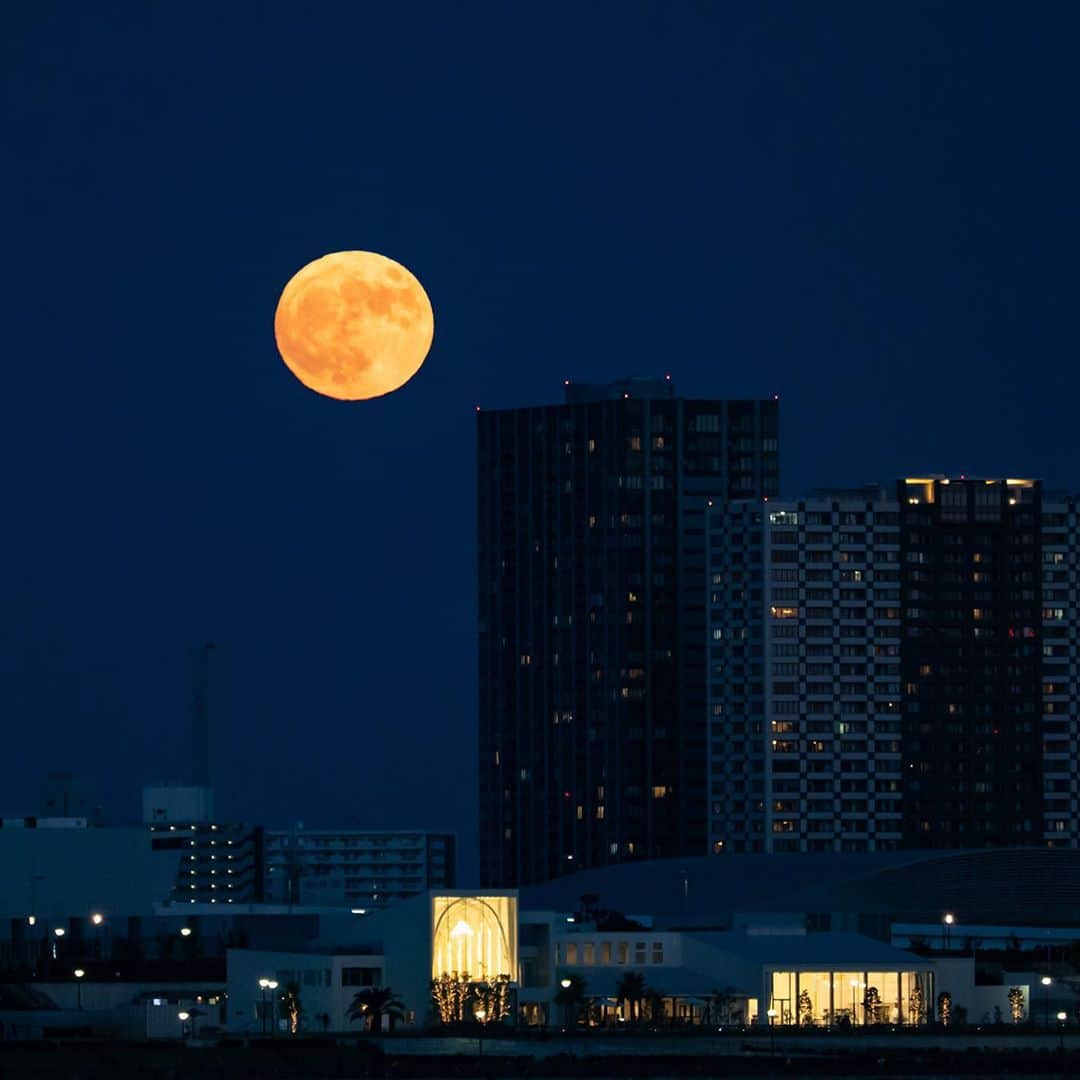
[274,251,434,401]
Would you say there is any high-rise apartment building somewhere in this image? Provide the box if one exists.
[900,478,1042,847]
[478,377,780,886]
[706,487,904,853]
[707,477,1080,854]
[1040,492,1080,845]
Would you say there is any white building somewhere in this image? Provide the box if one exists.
[227,947,386,1034]
[1040,492,1080,846]
[706,487,904,853]
[263,827,455,910]
[222,890,939,1032]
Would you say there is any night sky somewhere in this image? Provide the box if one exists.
[4,3,1079,880]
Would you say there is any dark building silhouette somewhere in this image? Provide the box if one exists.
[899,478,1044,847]
[477,378,779,887]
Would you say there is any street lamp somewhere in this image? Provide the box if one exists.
[1042,976,1052,1028]
[89,912,105,959]
[258,978,272,1034]
[559,978,573,1029]
[475,1007,486,1056]
[268,980,279,1035]
[52,926,65,960]
[180,927,192,937]
[942,913,955,951]
[74,969,85,1010]
[178,1010,191,1040]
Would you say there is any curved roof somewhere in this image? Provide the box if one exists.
[520,849,1080,928]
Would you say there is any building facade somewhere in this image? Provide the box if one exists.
[706,487,904,853]
[151,823,264,905]
[899,478,1043,847]
[1038,492,1080,846]
[478,378,779,886]
[707,478,1080,854]
[263,829,456,910]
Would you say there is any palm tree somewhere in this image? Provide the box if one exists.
[347,986,406,1033]
[711,987,735,1025]
[616,971,646,1024]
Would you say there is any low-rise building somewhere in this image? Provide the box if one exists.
[263,827,455,910]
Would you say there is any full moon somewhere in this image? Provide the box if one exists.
[274,251,434,401]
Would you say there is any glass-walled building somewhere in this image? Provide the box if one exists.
[767,968,930,1026]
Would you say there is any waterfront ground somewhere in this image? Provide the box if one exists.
[3,1031,1080,1078]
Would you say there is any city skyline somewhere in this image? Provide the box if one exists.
[5,4,1080,882]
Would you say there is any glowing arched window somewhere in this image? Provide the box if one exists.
[432,895,517,981]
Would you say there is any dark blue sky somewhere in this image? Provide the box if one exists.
[4,3,1078,879]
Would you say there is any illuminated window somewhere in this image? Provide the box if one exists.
[431,895,517,980]
[770,606,799,619]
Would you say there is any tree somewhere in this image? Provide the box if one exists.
[937,991,952,1026]
[554,973,586,1027]
[281,982,302,1035]
[431,973,471,1024]
[348,986,406,1033]
[908,978,926,1025]
[711,987,735,1025]
[798,988,813,1026]
[471,974,512,1025]
[616,971,647,1024]
[863,985,882,1025]
[645,986,666,1026]
[1008,986,1025,1023]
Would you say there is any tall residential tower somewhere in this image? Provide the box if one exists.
[477,378,779,886]
[706,477,1080,854]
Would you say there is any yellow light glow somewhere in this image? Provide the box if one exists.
[274,251,434,401]
[904,479,936,504]
[432,895,517,982]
